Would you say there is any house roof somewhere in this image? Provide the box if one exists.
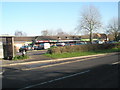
[0,36,82,42]
[35,36,81,40]
[14,36,35,41]
[94,34,107,39]
[81,33,107,39]
[0,34,107,43]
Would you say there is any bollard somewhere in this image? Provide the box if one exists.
[22,50,26,57]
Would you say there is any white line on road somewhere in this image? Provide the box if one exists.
[0,71,3,75]
[18,70,90,90]
[0,72,2,75]
[111,61,120,65]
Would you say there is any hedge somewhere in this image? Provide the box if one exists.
[47,43,119,54]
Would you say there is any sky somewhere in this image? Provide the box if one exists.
[0,1,118,36]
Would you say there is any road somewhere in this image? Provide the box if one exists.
[2,53,119,89]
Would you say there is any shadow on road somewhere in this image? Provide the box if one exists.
[2,63,119,89]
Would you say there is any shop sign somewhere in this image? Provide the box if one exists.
[49,40,58,42]
[36,40,49,43]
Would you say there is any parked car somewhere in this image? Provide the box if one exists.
[28,45,34,50]
[56,43,65,46]
[92,40,104,44]
[33,46,38,50]
[70,43,76,46]
[76,42,87,45]
[51,44,57,47]
[107,41,117,44]
[19,45,34,52]
[37,45,44,50]
[34,43,50,50]
[19,46,28,52]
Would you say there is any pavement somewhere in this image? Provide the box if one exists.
[1,52,119,67]
[1,54,52,65]
[1,50,51,65]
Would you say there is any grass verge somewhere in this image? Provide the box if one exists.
[13,55,29,60]
[44,48,120,59]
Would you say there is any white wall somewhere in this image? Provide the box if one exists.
[0,42,3,58]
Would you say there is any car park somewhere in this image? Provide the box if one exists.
[19,45,34,52]
[92,40,104,44]
[43,43,50,49]
[76,42,87,45]
[33,46,38,50]
[56,43,65,46]
[19,46,29,52]
[33,43,50,50]
[70,43,76,46]
[107,41,117,44]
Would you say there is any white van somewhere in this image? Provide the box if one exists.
[56,43,65,46]
[38,43,50,49]
[43,43,50,49]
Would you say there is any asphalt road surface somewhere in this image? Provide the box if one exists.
[2,53,120,89]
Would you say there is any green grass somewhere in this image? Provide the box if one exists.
[80,39,98,41]
[13,55,29,60]
[44,48,120,59]
[0,58,3,60]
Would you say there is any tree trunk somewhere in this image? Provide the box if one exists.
[89,30,93,44]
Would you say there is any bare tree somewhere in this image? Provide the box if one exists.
[48,29,57,36]
[107,17,119,41]
[41,30,57,36]
[15,30,27,36]
[41,30,49,36]
[41,29,71,36]
[77,5,102,43]
[56,28,69,36]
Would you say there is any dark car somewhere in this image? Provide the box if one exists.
[33,46,38,50]
[76,42,87,45]
[107,41,117,44]
[19,46,28,52]
[19,45,33,52]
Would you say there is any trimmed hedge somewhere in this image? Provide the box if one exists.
[47,44,119,54]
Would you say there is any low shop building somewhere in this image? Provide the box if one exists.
[33,36,82,45]
[0,35,82,59]
[14,36,35,52]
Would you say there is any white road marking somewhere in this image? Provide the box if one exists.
[18,70,90,90]
[111,61,120,65]
[0,72,3,74]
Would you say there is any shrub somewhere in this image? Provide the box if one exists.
[47,43,119,54]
